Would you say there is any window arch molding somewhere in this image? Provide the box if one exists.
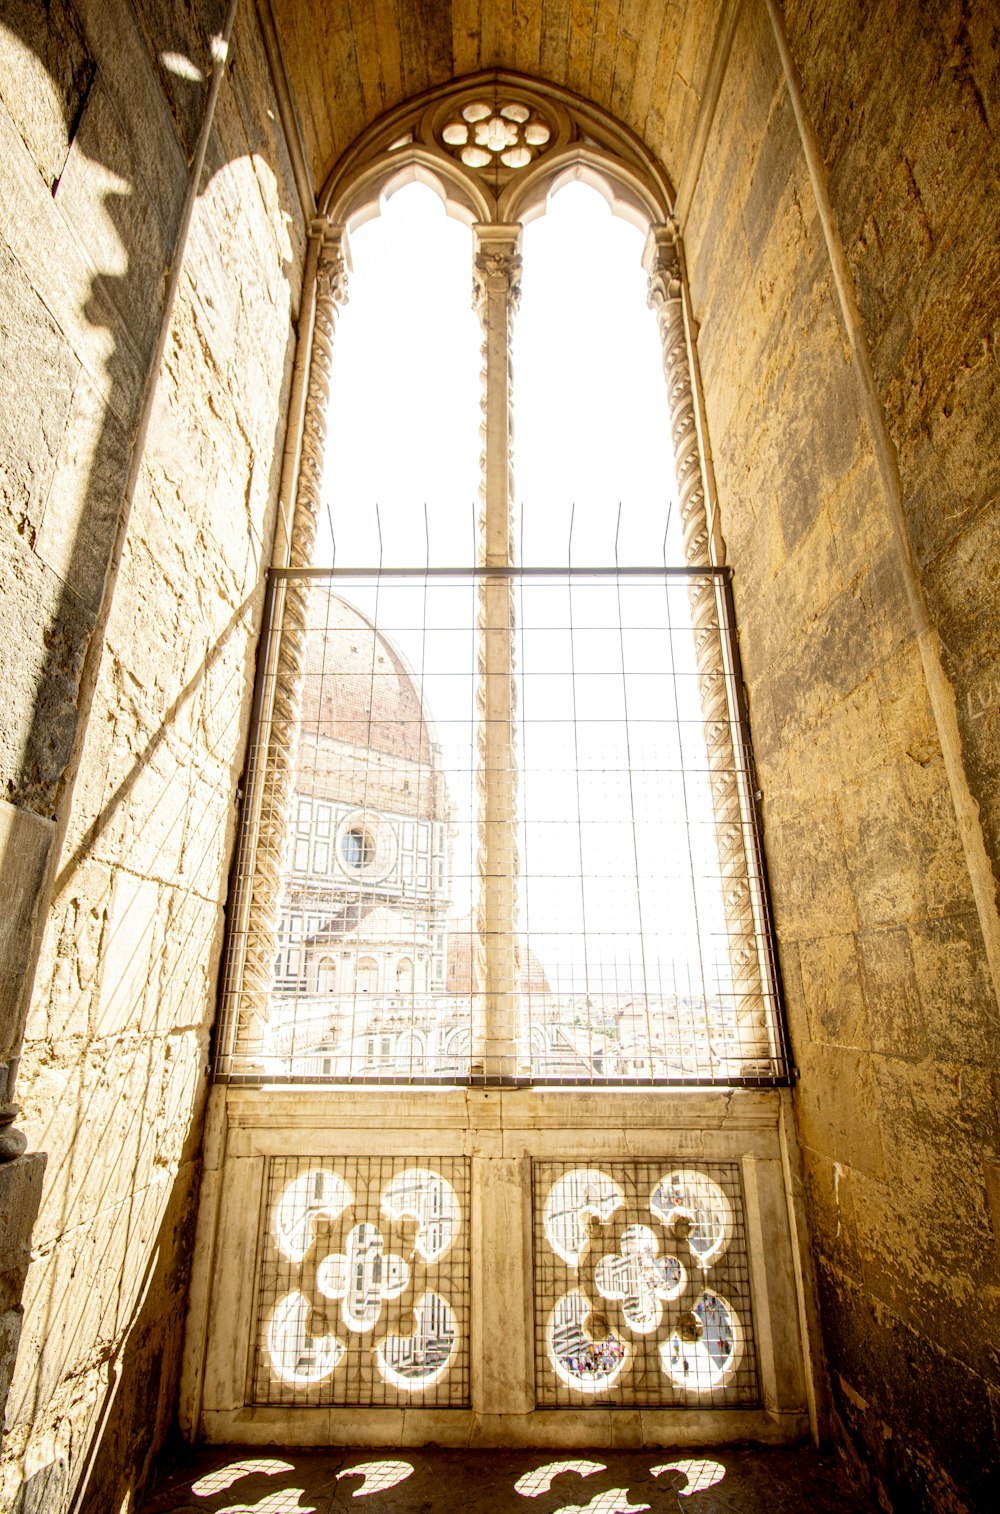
[319,70,673,233]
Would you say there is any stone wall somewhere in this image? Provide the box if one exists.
[0,0,305,1508]
[684,3,999,1509]
[786,0,1000,921]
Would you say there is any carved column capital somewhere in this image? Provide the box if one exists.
[315,228,350,309]
[472,223,523,320]
[643,220,684,310]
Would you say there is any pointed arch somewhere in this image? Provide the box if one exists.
[320,71,673,234]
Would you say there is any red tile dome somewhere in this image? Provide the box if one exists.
[300,591,436,766]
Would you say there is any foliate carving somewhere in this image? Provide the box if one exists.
[315,241,349,306]
[472,248,522,318]
[236,232,348,1062]
[646,224,768,1072]
[645,226,683,307]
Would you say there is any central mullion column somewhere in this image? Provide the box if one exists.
[472,224,524,1081]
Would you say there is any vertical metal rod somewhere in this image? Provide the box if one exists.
[661,499,673,569]
[718,574,792,1077]
[326,499,336,568]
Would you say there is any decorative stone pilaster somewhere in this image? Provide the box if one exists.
[233,230,348,1066]
[472,225,524,1079]
[645,223,770,1075]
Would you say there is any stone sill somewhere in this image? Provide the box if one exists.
[201,1405,811,1449]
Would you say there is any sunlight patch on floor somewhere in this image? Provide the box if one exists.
[191,1460,295,1495]
[219,1493,313,1514]
[515,1461,607,1497]
[336,1460,416,1497]
[552,1490,650,1514]
[651,1458,727,1495]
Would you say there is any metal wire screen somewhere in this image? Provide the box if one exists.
[533,1161,759,1408]
[216,568,788,1085]
[249,1155,471,1407]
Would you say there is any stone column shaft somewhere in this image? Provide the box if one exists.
[472,225,523,1079]
[229,228,348,1069]
[645,222,770,1074]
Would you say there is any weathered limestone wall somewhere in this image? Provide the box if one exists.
[785,0,1000,923]
[0,0,305,1509]
[684,3,999,1509]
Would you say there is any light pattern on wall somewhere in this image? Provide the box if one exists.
[533,1162,758,1407]
[251,1157,470,1406]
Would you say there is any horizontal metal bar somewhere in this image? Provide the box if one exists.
[215,1071,792,1089]
[268,564,734,581]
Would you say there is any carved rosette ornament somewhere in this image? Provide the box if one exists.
[472,228,524,1078]
[440,98,554,174]
[235,234,348,1063]
[645,224,769,1074]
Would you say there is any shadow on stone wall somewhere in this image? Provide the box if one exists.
[0,0,302,1507]
[12,1157,199,1514]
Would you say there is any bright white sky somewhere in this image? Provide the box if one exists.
[316,183,728,1000]
[319,179,681,565]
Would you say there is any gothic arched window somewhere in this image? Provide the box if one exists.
[213,79,787,1093]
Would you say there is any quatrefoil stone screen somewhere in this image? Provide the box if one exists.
[533,1161,758,1408]
[251,1157,471,1407]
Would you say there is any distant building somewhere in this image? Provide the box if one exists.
[265,592,455,1075]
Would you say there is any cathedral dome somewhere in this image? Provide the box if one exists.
[445,925,551,994]
[300,591,437,767]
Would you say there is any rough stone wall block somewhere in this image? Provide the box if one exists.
[0,1155,46,1434]
[0,803,55,1149]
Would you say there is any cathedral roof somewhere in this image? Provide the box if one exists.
[445,923,551,995]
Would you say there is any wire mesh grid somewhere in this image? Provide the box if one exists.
[532,1160,759,1408]
[514,573,782,1084]
[216,568,789,1086]
[249,1155,471,1408]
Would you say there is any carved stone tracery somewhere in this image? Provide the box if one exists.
[442,98,554,174]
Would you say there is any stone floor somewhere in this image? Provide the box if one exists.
[142,1443,877,1513]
